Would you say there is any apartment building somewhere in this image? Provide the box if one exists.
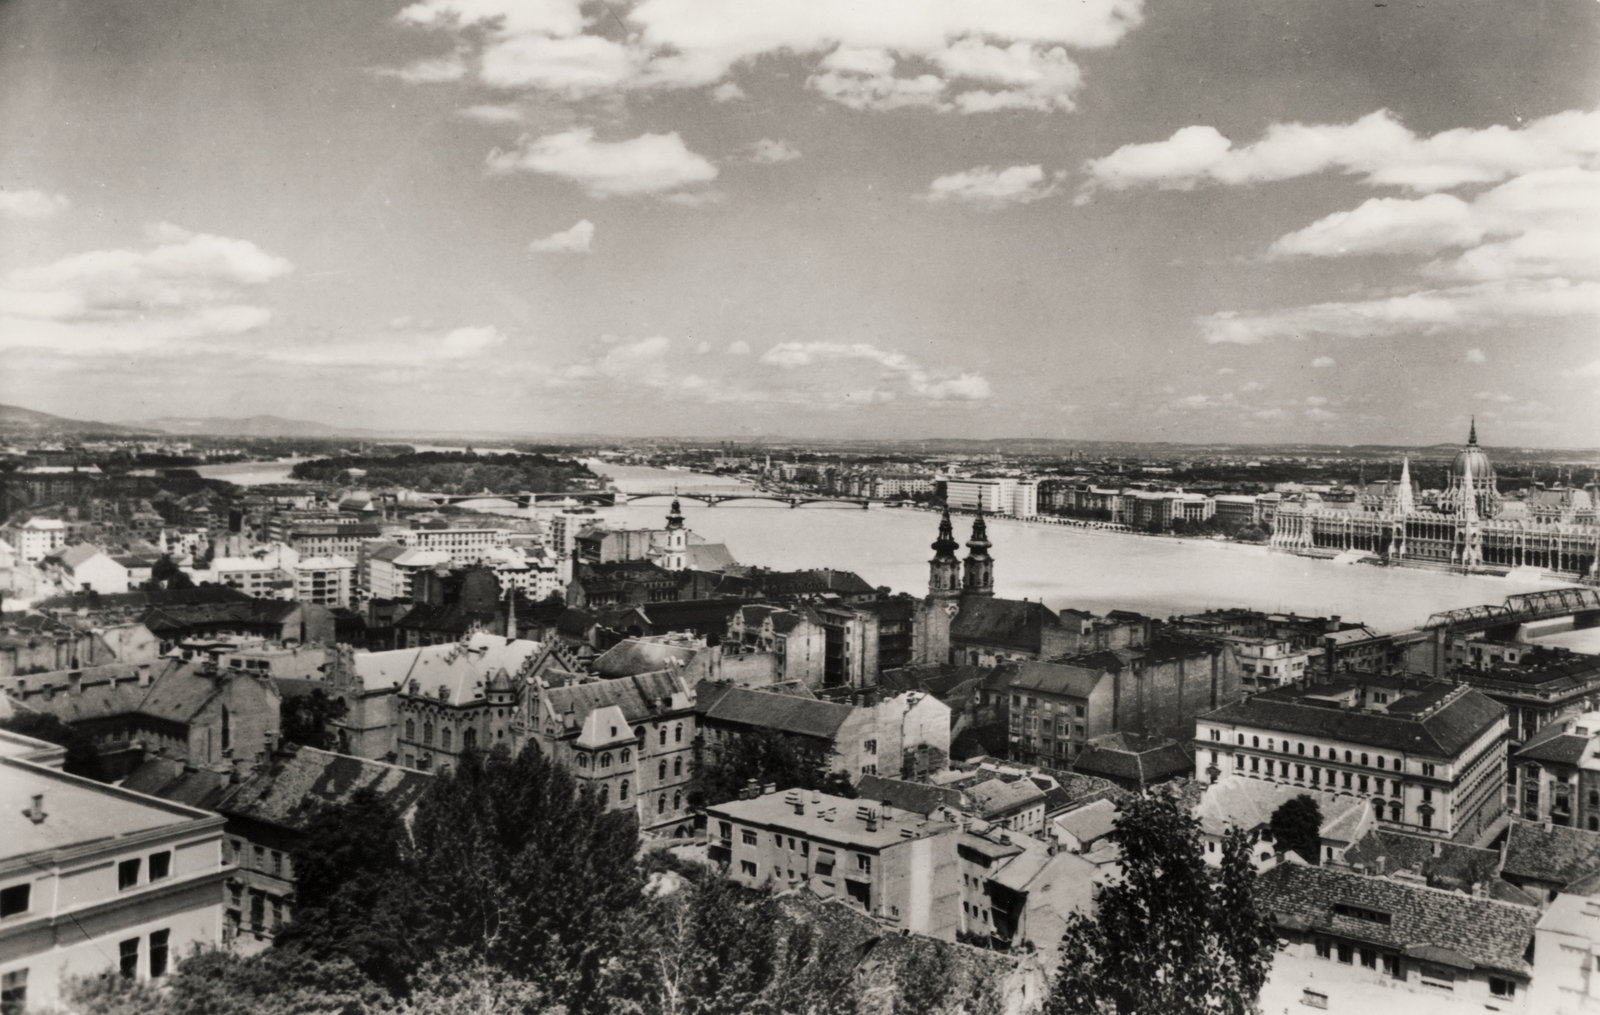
[395,525,510,556]
[944,478,1039,518]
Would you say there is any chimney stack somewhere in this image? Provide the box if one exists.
[1375,856,1386,875]
[23,794,46,824]
[762,782,776,796]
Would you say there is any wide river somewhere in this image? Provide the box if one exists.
[201,457,1562,634]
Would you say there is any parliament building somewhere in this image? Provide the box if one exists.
[1272,422,1599,581]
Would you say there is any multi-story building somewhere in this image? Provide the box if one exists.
[944,479,1038,518]
[534,671,698,838]
[1255,863,1536,1013]
[1529,890,1600,1015]
[382,634,544,772]
[707,789,962,939]
[1196,677,1508,842]
[291,555,355,609]
[286,523,382,560]
[726,604,828,689]
[365,545,451,601]
[1511,710,1600,830]
[40,544,130,595]
[208,554,294,599]
[1121,490,1214,529]
[1453,649,1600,745]
[394,525,510,557]
[0,738,229,1012]
[1211,494,1264,528]
[6,517,66,563]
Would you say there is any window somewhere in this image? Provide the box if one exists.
[801,841,809,856]
[1252,736,1259,748]
[118,858,141,890]
[1382,955,1402,979]
[150,929,171,977]
[1313,746,1321,758]
[620,748,630,763]
[1359,948,1377,969]
[578,753,588,769]
[1422,787,1433,803]
[675,724,683,743]
[658,795,667,815]
[1342,773,1352,789]
[674,758,682,776]
[740,860,757,877]
[1344,750,1352,763]
[1296,764,1305,781]
[1422,762,1436,777]
[1336,943,1352,964]
[1390,802,1402,822]
[1421,811,1432,829]
[673,791,682,810]
[659,728,667,746]
[659,760,668,779]
[775,833,784,847]
[1315,939,1331,959]
[1264,760,1275,777]
[742,829,758,845]
[1489,977,1515,998]
[148,851,172,881]
[864,739,877,755]
[1297,742,1305,755]
[1358,776,1369,793]
[1209,728,1220,741]
[599,785,610,806]
[463,728,477,751]
[719,821,732,842]
[423,722,433,746]
[1377,756,1385,769]
[620,779,629,801]
[1,970,26,1015]
[0,884,29,918]
[120,938,140,978]
[270,851,283,877]
[1250,757,1259,772]
[857,854,872,874]
[405,719,416,740]
[441,728,452,750]
[600,753,612,770]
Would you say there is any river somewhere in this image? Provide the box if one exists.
[193,456,1562,634]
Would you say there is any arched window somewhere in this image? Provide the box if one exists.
[659,728,667,746]
[405,719,416,740]
[578,753,588,769]
[600,753,612,770]
[673,791,681,810]
[423,722,434,746]
[441,728,452,750]
[675,724,683,744]
[659,761,668,780]
[463,728,477,751]
[1389,802,1402,822]
[635,727,646,741]
[673,757,682,777]
[1590,790,1599,808]
[658,795,667,815]
[599,785,609,806]
[620,779,630,801]
[620,748,631,763]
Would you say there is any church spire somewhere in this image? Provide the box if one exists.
[1468,416,1478,446]
[1396,456,1415,515]
[666,498,684,531]
[963,511,994,597]
[928,508,961,599]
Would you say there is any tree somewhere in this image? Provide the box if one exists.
[690,728,857,809]
[0,711,106,781]
[280,689,350,751]
[61,948,390,1015]
[150,554,194,590]
[1045,790,1279,1015]
[1269,794,1323,866]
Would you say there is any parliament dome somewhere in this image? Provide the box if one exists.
[1450,420,1495,485]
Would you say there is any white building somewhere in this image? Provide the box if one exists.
[0,733,228,1013]
[7,519,66,564]
[292,556,355,610]
[366,546,451,601]
[1529,890,1600,1014]
[206,544,300,600]
[41,544,130,595]
[394,527,509,557]
[944,478,1039,518]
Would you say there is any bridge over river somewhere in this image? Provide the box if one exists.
[623,489,875,509]
[1401,586,1600,677]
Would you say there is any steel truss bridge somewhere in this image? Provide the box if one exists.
[623,490,874,509]
[1423,587,1600,633]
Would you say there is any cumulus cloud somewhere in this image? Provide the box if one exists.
[487,128,718,198]
[727,340,750,355]
[1465,348,1487,363]
[260,325,509,368]
[1566,359,1600,378]
[1311,356,1335,368]
[750,139,801,164]
[1304,407,1338,421]
[458,103,525,124]
[528,219,595,253]
[0,224,292,356]
[1199,279,1600,345]
[1081,106,1600,198]
[0,189,70,220]
[924,165,1060,207]
[761,340,991,399]
[375,50,470,83]
[390,0,1142,113]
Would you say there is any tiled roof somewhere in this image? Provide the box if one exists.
[594,639,699,678]
[685,543,737,571]
[694,680,852,740]
[142,599,302,634]
[878,664,990,699]
[950,597,1061,653]
[966,777,1046,817]
[542,671,691,733]
[46,544,109,570]
[220,745,431,831]
[1072,735,1193,787]
[1502,818,1600,887]
[33,586,250,613]
[1004,660,1105,699]
[1199,685,1505,757]
[356,634,544,706]
[1255,863,1538,975]
[752,569,877,599]
[121,758,230,811]
[1514,721,1591,767]
[16,659,256,726]
[855,774,966,816]
[1053,798,1119,844]
[394,602,496,634]
[1341,830,1502,893]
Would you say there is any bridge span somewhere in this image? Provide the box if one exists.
[1404,586,1600,678]
[623,489,876,509]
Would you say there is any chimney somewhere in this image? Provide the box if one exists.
[1375,856,1386,875]
[882,803,895,822]
[23,794,46,824]
[811,790,822,805]
[865,815,878,832]
[762,782,776,796]
[1353,862,1366,875]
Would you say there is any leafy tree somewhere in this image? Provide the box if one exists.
[1,711,106,781]
[1044,791,1278,1015]
[62,948,390,1015]
[690,728,857,809]
[275,787,421,994]
[1269,794,1323,866]
[150,554,195,590]
[280,689,350,751]
[405,744,642,1012]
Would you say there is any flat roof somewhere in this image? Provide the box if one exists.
[707,789,955,852]
[2,757,217,864]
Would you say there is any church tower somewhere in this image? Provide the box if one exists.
[662,499,688,571]
[962,513,995,597]
[928,507,962,599]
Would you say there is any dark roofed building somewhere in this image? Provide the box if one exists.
[1254,863,1537,1005]
[1070,732,1194,792]
[855,773,967,816]
[1500,817,1600,900]
[600,598,749,644]
[695,680,854,742]
[1340,829,1504,895]
[142,598,335,647]
[949,597,1071,665]
[748,567,880,604]
[1510,708,1600,829]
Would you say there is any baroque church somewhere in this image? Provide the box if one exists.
[1272,421,1599,580]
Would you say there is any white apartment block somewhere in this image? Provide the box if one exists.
[944,479,1039,518]
[366,546,451,601]
[8,518,66,564]
[292,556,355,610]
[394,527,509,557]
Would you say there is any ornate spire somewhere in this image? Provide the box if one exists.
[666,498,684,530]
[928,507,961,599]
[963,511,994,597]
[1468,416,1478,446]
[932,507,959,556]
[1396,456,1415,515]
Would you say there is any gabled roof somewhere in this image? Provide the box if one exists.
[1502,818,1600,887]
[1053,798,1119,845]
[1255,863,1538,975]
[594,638,700,678]
[121,757,231,811]
[45,544,111,570]
[1200,685,1505,758]
[878,663,990,699]
[694,680,853,740]
[685,543,737,571]
[394,602,496,634]
[15,658,265,726]
[855,774,966,816]
[1072,734,1193,787]
[356,633,544,706]
[1514,720,1592,767]
[142,599,302,634]
[219,745,431,831]
[950,597,1062,653]
[966,777,1046,817]
[1004,660,1106,699]
[751,568,878,599]
[542,671,692,734]
[1341,829,1501,893]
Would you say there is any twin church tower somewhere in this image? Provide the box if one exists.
[928,506,994,599]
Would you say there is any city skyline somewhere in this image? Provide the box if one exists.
[1,1,1597,445]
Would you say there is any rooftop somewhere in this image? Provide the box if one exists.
[708,788,956,852]
[1501,818,1600,887]
[695,680,853,740]
[357,633,544,706]
[2,756,218,863]
[220,745,432,831]
[1200,682,1505,757]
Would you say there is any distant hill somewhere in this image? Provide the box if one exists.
[0,403,142,436]
[122,415,389,438]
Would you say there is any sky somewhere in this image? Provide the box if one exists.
[0,0,1597,446]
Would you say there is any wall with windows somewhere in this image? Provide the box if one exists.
[1262,929,1528,1014]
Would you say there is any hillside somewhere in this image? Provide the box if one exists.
[121,414,388,438]
[0,403,141,437]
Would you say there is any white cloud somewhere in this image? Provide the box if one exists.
[1305,395,1329,406]
[0,189,70,220]
[1216,367,1236,374]
[695,340,711,354]
[0,224,291,356]
[390,0,1143,113]
[760,340,991,400]
[486,128,718,198]
[258,325,509,368]
[1269,193,1482,259]
[1311,356,1335,368]
[1238,380,1262,392]
[727,340,751,355]
[458,103,525,124]
[1566,359,1600,378]
[750,139,801,164]
[1199,279,1600,345]
[528,219,595,253]
[376,50,470,83]
[924,165,1060,207]
[1465,348,1487,364]
[1081,106,1600,198]
[711,82,746,102]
